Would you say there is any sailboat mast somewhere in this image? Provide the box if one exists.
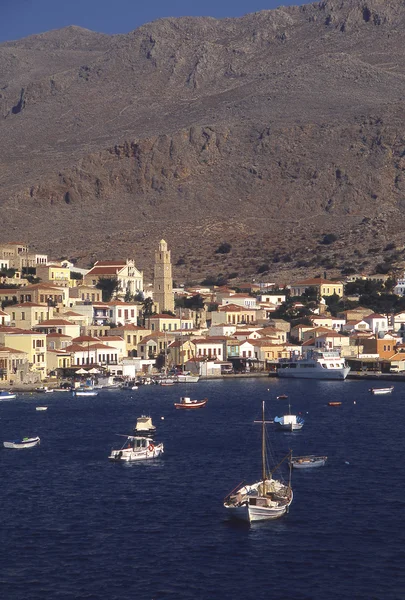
[262,400,266,492]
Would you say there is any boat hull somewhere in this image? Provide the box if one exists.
[278,367,350,380]
[109,444,164,462]
[369,387,393,395]
[225,501,290,522]
[176,375,200,383]
[0,392,17,400]
[3,437,40,449]
[275,423,303,431]
[174,398,207,409]
[291,456,327,469]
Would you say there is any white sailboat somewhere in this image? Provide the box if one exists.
[224,401,293,523]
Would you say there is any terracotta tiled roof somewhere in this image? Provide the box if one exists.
[10,302,44,308]
[0,346,27,354]
[292,278,343,285]
[113,324,147,331]
[46,333,71,338]
[64,344,89,352]
[72,335,100,342]
[94,260,127,267]
[148,314,179,319]
[33,319,73,326]
[86,266,120,276]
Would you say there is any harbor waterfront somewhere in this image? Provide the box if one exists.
[1,378,404,600]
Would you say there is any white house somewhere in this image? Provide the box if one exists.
[106,301,139,326]
[219,293,258,309]
[363,313,389,334]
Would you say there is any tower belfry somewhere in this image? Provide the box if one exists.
[153,239,174,313]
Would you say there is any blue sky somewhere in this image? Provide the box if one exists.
[1,0,305,43]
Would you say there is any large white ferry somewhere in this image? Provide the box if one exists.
[277,350,350,380]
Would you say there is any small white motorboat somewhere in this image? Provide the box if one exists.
[0,390,17,400]
[274,400,304,431]
[3,436,40,449]
[73,389,99,397]
[108,435,164,462]
[36,406,48,411]
[290,455,327,469]
[369,387,394,395]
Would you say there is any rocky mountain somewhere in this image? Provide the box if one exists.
[2,0,405,283]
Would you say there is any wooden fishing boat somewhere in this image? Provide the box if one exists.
[224,401,292,522]
[174,396,208,409]
[328,401,342,406]
[277,394,288,400]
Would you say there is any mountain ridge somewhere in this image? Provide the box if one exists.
[2,0,405,282]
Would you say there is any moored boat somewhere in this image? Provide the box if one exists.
[328,401,342,406]
[176,373,200,383]
[3,436,40,449]
[224,401,292,523]
[0,390,17,400]
[274,401,304,431]
[174,396,208,409]
[36,406,48,411]
[369,387,394,395]
[290,455,327,469]
[108,435,164,462]
[134,415,156,436]
[277,350,350,380]
[73,386,98,397]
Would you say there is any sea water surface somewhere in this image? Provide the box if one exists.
[1,378,404,600]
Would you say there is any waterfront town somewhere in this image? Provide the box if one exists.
[1,238,405,387]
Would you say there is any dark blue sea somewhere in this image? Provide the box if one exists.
[1,378,404,600]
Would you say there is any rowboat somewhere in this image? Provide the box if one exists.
[3,436,40,449]
[290,455,327,469]
[328,401,342,407]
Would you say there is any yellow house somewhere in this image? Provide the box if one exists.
[3,302,53,329]
[0,346,29,383]
[46,349,72,372]
[36,264,72,287]
[110,324,151,356]
[69,285,103,303]
[0,329,47,379]
[211,304,258,325]
[290,278,344,298]
[252,339,290,363]
[167,338,197,367]
[145,314,182,333]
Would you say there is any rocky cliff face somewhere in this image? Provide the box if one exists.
[2,0,405,282]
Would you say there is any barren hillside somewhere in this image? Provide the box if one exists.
[2,0,405,283]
